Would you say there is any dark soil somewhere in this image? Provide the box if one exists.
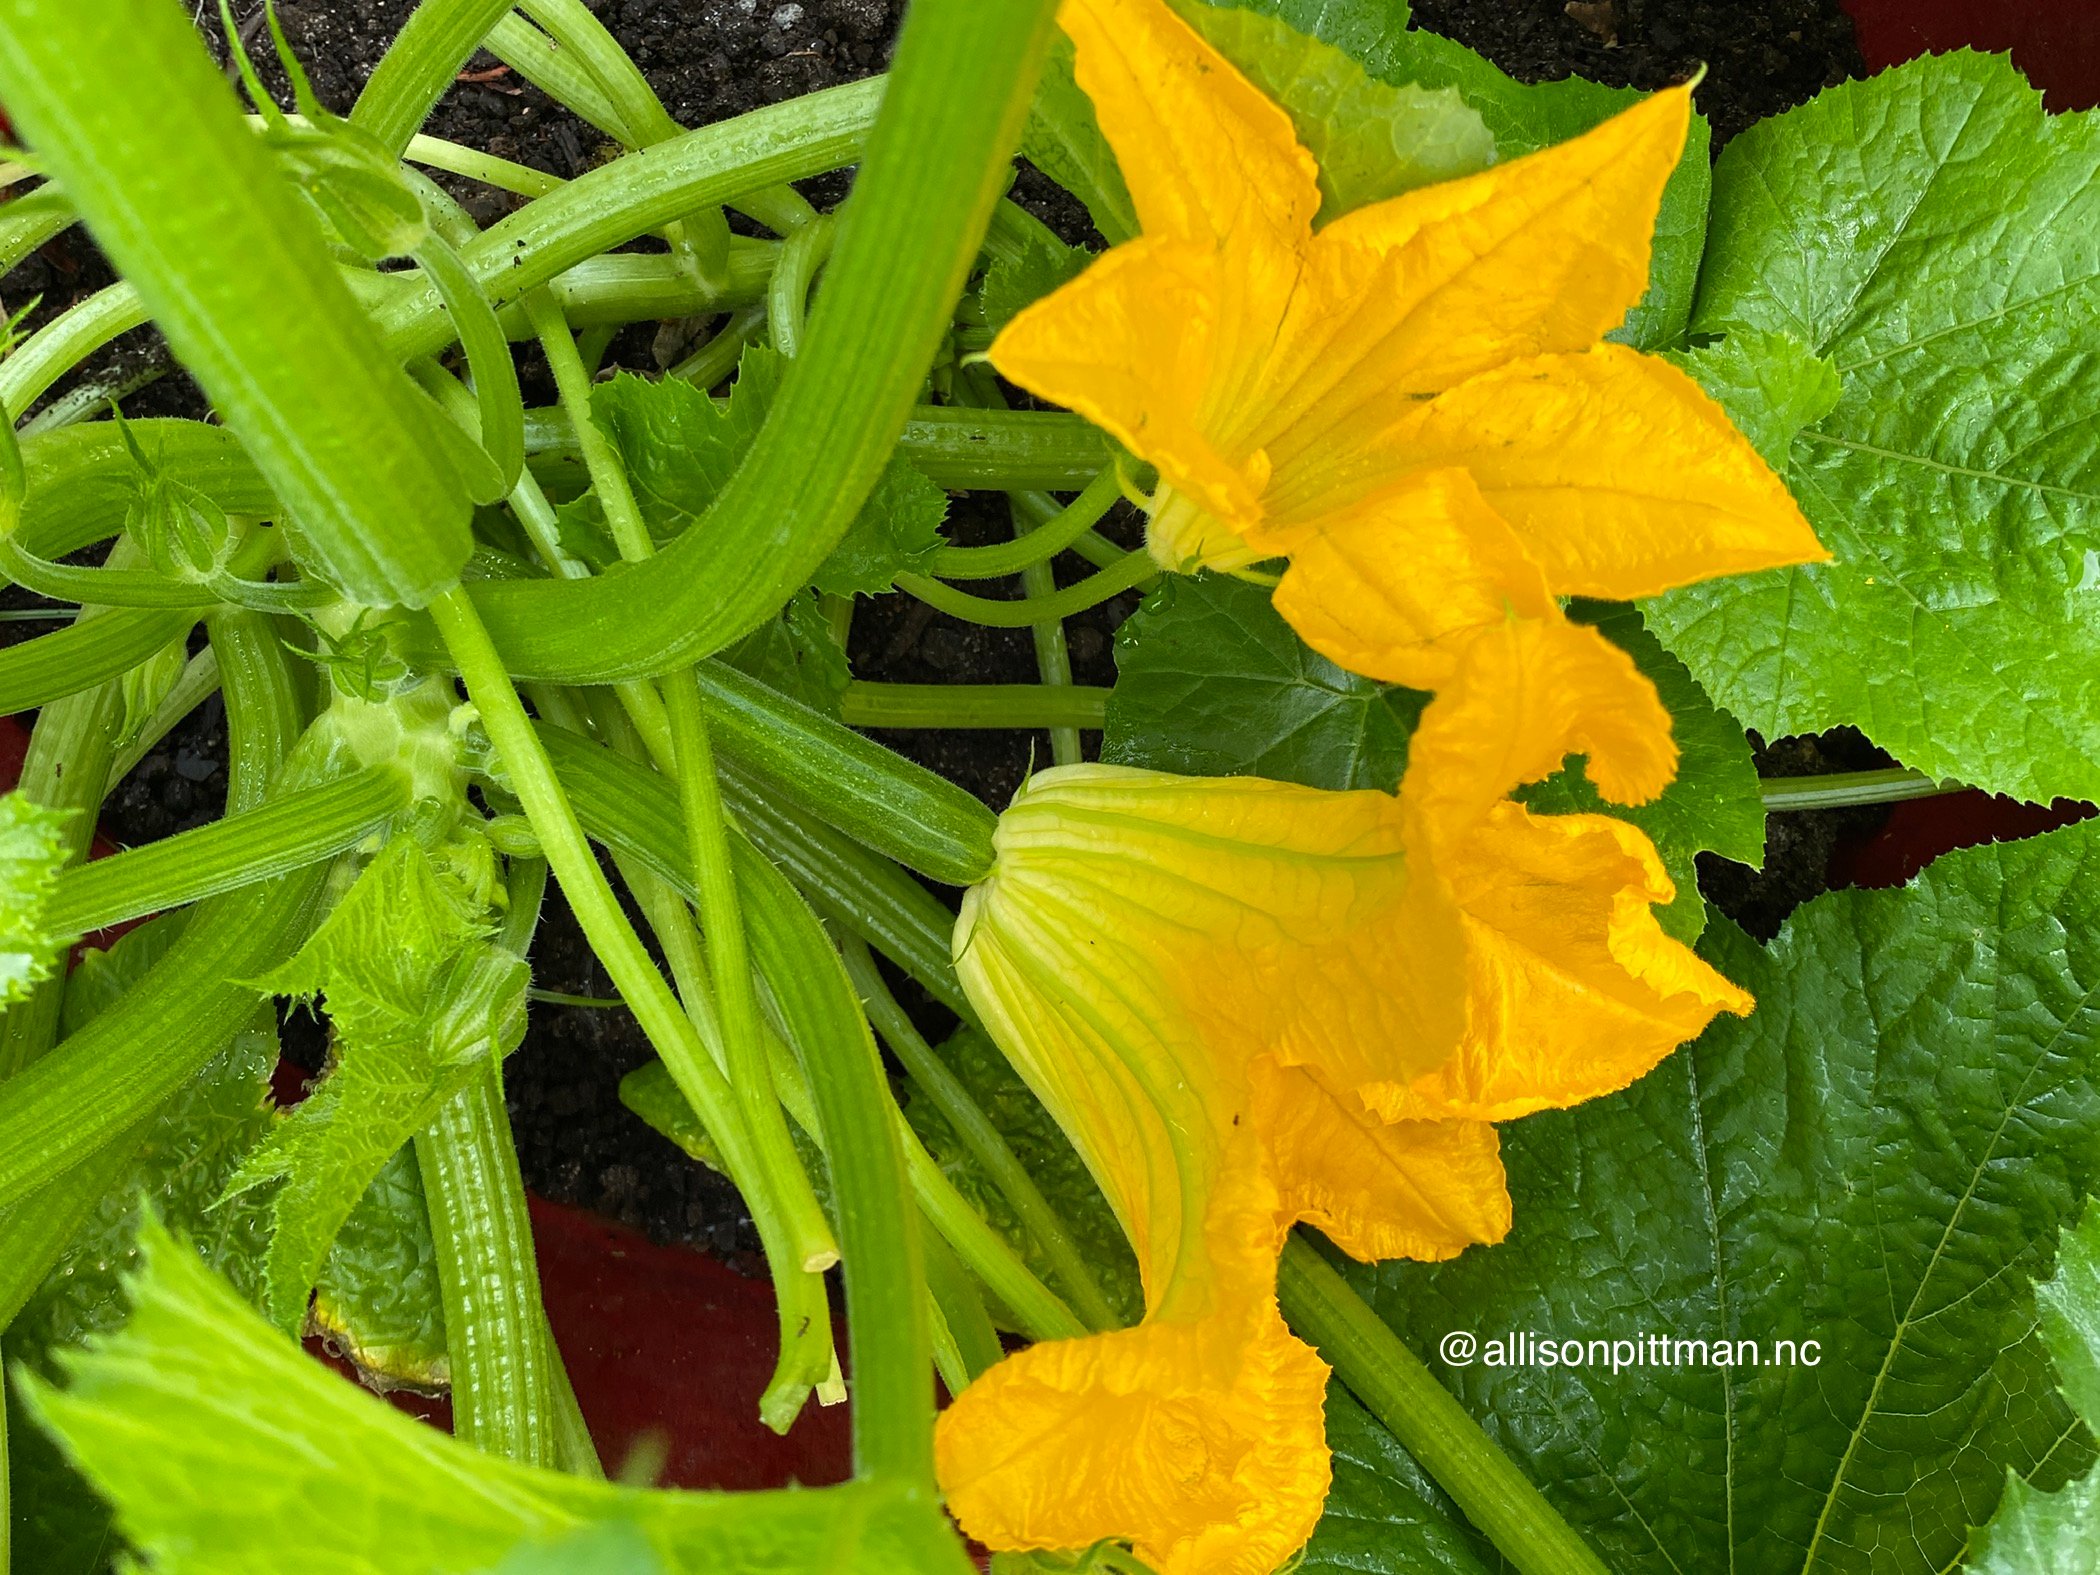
[1413,0,1865,148]
[13,0,1870,1252]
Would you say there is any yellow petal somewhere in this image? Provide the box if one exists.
[1253,1056,1510,1263]
[937,1137,1329,1575]
[1401,613,1679,849]
[1245,84,1694,482]
[1059,0,1319,267]
[936,1293,1331,1575]
[1267,467,1554,689]
[1375,343,1828,598]
[991,237,1267,540]
[1368,802,1754,1122]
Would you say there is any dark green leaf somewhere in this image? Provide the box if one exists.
[1352,819,2100,1572]
[1518,602,1764,942]
[1299,1387,1496,1574]
[1171,2,1493,219]
[1969,1202,2100,1573]
[981,227,1091,334]
[1104,573,1426,792]
[1646,53,2100,803]
[310,1141,449,1391]
[721,591,851,718]
[903,1024,1142,1329]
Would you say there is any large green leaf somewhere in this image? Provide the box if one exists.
[1645,53,2100,803]
[1349,818,2100,1573]
[226,836,527,1333]
[1103,573,1427,791]
[1519,602,1765,942]
[1298,1388,1495,1574]
[17,1217,975,1574]
[1970,1201,2100,1573]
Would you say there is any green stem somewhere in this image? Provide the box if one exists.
[671,303,768,389]
[927,467,1119,580]
[839,681,1109,732]
[428,587,836,1428]
[1277,1236,1611,1575]
[838,930,1119,1333]
[404,133,565,199]
[767,214,836,358]
[415,1059,558,1468]
[45,765,409,934]
[1758,767,1961,811]
[896,548,1156,629]
[350,0,519,156]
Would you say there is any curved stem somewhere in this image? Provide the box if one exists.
[896,547,1156,629]
[350,0,518,156]
[1277,1236,1612,1575]
[767,214,836,359]
[928,467,1120,580]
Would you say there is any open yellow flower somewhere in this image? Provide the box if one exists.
[989,0,1825,690]
[935,760,1748,1572]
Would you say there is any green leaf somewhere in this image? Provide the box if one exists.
[487,1523,666,1575]
[1669,328,1843,474]
[902,1024,1142,1329]
[1187,0,1712,350]
[8,915,278,1575]
[1103,573,1427,792]
[1298,1387,1496,1574]
[561,355,947,597]
[227,836,527,1334]
[981,226,1091,334]
[0,788,78,1006]
[310,1140,450,1391]
[1969,1201,2100,1573]
[721,591,851,718]
[1018,32,1139,245]
[1645,52,2100,803]
[1517,602,1764,942]
[16,1216,977,1574]
[1170,2,1493,219]
[1350,818,2100,1573]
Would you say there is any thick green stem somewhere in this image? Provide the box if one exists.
[839,681,1109,732]
[1278,1236,1611,1575]
[767,215,836,358]
[45,766,409,934]
[1759,767,1961,811]
[896,548,1156,629]
[415,1059,558,1468]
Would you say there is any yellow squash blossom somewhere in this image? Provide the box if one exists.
[989,0,1824,695]
[936,736,1750,1572]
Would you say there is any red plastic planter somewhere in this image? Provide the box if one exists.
[1842,0,2100,109]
